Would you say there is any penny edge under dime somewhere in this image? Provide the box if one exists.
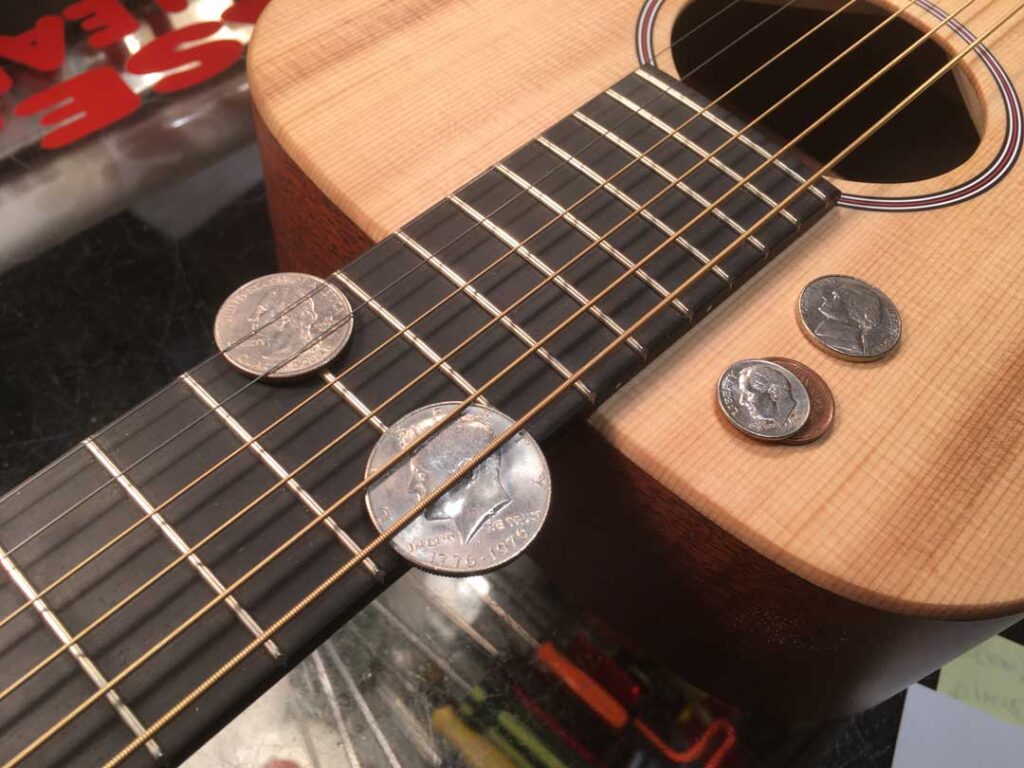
[765,357,835,445]
[716,359,811,441]
[214,272,353,381]
[797,274,902,362]
[364,402,551,576]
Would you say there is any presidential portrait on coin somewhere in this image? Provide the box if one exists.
[365,402,551,574]
[245,284,324,364]
[397,409,512,546]
[812,283,885,356]
[800,276,901,360]
[215,273,353,379]
[737,362,798,429]
[717,359,810,440]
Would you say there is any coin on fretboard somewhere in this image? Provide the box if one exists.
[365,402,551,576]
[717,359,811,441]
[214,272,354,380]
[798,275,902,361]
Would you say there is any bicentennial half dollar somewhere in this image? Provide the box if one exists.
[214,272,354,380]
[365,402,551,575]
[717,359,811,440]
[798,275,901,361]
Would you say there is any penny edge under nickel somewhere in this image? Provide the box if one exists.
[765,357,835,445]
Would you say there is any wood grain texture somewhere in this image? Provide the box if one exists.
[252,128,1021,716]
[248,0,1024,620]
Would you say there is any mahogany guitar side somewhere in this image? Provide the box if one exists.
[249,0,1024,718]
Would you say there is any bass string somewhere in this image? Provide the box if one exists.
[0,0,772,561]
[0,0,953,719]
[0,0,839,642]
[0,0,897,697]
[2,0,1003,762]
[92,6,1024,765]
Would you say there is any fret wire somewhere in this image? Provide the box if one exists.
[535,132,716,303]
[634,68,830,202]
[446,194,648,355]
[0,0,917,737]
[0,0,862,586]
[81,4,1004,761]
[0,1,913,757]
[604,87,799,226]
[396,229,598,401]
[0,544,163,761]
[498,160,727,289]
[0,22,847,730]
[180,374,381,578]
[83,437,283,661]
[320,371,388,434]
[572,108,765,258]
[0,0,862,642]
[333,273,488,404]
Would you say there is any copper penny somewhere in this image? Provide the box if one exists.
[766,358,834,445]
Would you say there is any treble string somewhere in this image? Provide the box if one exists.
[3,0,1008,763]
[0,0,796,587]
[0,0,957,716]
[90,6,1024,765]
[0,0,902,702]
[0,0,761,564]
[0,0,837,643]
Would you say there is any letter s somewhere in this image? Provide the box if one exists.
[125,22,243,95]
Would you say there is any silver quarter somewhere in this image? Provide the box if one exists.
[798,275,901,361]
[365,402,550,575]
[717,359,811,440]
[214,273,354,380]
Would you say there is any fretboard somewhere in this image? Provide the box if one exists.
[0,67,837,768]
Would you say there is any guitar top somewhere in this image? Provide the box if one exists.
[2,0,1024,765]
[251,0,1024,618]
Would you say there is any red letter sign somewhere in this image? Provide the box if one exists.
[0,15,66,72]
[126,22,243,94]
[63,0,140,49]
[15,66,141,150]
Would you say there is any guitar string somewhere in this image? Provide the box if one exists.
[0,0,952,712]
[0,0,918,696]
[0,0,999,760]
[0,0,844,640]
[89,5,1024,765]
[0,0,772,561]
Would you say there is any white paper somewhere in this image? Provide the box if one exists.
[892,684,1024,768]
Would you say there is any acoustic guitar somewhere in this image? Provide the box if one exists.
[2,0,1023,765]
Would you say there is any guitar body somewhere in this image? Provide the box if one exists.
[249,0,1024,718]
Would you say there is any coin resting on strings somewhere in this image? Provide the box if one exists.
[717,359,811,441]
[798,275,902,361]
[214,272,354,380]
[364,402,551,575]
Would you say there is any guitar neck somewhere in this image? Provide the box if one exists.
[0,67,837,767]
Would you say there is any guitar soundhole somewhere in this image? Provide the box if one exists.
[670,0,982,184]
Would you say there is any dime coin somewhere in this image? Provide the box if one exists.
[766,358,835,445]
[717,359,811,441]
[214,272,354,380]
[365,402,551,575]
[798,275,901,361]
